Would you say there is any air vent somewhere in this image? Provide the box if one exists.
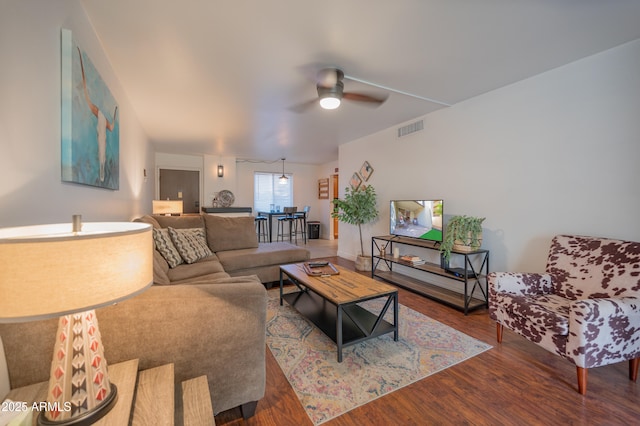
[397,120,424,138]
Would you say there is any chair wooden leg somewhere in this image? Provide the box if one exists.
[630,358,639,381]
[577,366,587,395]
[496,323,503,343]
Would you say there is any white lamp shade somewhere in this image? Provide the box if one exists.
[152,200,183,215]
[0,222,153,322]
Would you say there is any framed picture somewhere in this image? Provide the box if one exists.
[360,161,374,181]
[61,29,120,190]
[350,172,362,190]
[318,178,329,199]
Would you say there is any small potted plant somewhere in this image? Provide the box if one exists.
[440,215,485,262]
[332,185,379,271]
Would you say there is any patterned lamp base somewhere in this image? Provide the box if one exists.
[38,311,118,425]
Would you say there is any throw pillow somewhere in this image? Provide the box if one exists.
[168,227,213,264]
[152,228,184,268]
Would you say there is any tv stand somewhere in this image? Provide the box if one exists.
[371,235,489,314]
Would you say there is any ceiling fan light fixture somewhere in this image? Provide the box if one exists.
[319,96,341,110]
[317,78,343,110]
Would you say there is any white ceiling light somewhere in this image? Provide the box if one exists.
[318,76,343,110]
[319,95,341,110]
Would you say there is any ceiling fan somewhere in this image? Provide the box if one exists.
[291,67,452,113]
[291,67,389,112]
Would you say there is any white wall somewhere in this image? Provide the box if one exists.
[0,0,153,226]
[203,155,237,205]
[338,39,640,272]
[154,152,238,210]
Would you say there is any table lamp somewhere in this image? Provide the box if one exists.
[0,216,153,425]
[152,200,183,216]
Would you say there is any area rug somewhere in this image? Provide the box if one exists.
[266,291,492,425]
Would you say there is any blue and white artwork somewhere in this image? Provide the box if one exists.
[61,29,119,190]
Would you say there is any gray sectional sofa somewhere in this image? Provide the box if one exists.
[0,214,310,420]
[137,214,310,285]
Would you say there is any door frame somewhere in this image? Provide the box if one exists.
[156,166,203,214]
[330,173,339,240]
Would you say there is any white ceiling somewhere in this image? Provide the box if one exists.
[81,0,640,164]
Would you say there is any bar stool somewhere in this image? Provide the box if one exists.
[276,207,297,242]
[255,215,269,242]
[293,206,310,244]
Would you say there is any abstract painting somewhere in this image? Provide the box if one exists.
[61,29,119,190]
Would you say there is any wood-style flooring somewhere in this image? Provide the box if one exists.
[215,257,640,425]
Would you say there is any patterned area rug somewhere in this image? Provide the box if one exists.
[266,291,492,425]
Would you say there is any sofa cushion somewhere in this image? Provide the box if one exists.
[153,228,184,268]
[153,214,205,229]
[167,255,227,283]
[216,242,309,272]
[204,215,258,252]
[168,227,213,264]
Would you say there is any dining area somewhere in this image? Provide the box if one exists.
[256,206,311,244]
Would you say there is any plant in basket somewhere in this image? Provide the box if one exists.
[440,215,485,261]
[331,184,379,271]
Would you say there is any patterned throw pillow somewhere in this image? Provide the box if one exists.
[152,228,184,268]
[168,227,213,264]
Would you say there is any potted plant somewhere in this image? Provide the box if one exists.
[440,215,485,262]
[332,185,379,271]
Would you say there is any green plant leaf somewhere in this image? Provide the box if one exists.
[439,215,485,260]
[331,185,379,255]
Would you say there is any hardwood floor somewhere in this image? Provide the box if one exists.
[215,257,640,425]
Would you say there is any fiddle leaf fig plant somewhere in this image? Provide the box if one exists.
[331,185,379,256]
[440,215,485,261]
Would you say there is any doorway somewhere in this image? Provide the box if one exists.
[159,169,200,214]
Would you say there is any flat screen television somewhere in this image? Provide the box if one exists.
[390,199,443,242]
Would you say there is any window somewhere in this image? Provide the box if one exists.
[254,172,293,212]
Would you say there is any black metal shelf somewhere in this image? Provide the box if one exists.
[371,235,489,314]
[281,290,396,346]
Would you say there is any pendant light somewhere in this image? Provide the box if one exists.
[279,158,288,184]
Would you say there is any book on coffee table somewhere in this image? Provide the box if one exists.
[303,262,340,276]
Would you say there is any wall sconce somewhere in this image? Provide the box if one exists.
[217,165,224,178]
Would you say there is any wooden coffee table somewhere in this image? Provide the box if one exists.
[279,263,398,362]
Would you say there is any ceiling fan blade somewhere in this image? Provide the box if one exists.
[343,91,388,105]
[288,98,318,113]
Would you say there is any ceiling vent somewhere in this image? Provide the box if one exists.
[397,120,424,138]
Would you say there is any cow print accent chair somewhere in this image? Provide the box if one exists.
[489,235,640,394]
